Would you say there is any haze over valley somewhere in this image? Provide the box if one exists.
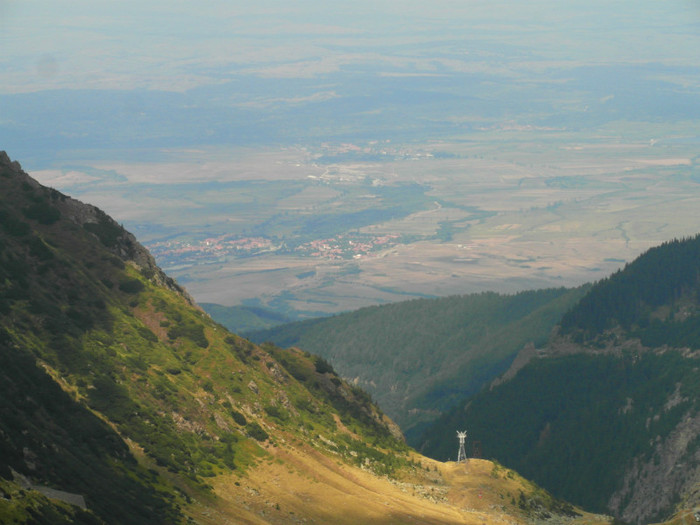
[4,1,700,318]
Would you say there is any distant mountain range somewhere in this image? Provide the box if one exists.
[0,151,605,524]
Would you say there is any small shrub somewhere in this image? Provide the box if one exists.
[92,299,106,310]
[296,398,316,414]
[314,356,335,375]
[66,307,94,332]
[246,422,269,442]
[28,236,54,260]
[264,405,287,421]
[0,328,12,344]
[168,322,209,348]
[107,256,125,269]
[0,215,31,236]
[137,325,158,343]
[119,278,145,294]
[23,202,61,225]
[231,410,247,426]
[125,354,148,372]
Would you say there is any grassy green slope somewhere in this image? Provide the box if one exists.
[0,339,177,524]
[0,152,408,524]
[247,286,588,443]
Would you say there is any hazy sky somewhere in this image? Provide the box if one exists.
[3,1,700,94]
[2,1,700,169]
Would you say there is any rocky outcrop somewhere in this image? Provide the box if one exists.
[608,409,700,524]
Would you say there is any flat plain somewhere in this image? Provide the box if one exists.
[32,120,700,319]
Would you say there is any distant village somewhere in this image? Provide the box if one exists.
[297,233,399,259]
[147,232,400,267]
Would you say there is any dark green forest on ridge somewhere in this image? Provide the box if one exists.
[561,234,700,347]
[248,286,589,443]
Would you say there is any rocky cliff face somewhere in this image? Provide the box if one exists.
[540,334,700,523]
[608,390,700,523]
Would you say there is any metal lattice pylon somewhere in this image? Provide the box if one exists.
[456,430,468,463]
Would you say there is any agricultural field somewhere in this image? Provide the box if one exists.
[32,122,700,319]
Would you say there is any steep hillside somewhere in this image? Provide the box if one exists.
[419,236,700,525]
[248,287,588,443]
[0,152,607,525]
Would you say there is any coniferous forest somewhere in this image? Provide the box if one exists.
[561,235,700,346]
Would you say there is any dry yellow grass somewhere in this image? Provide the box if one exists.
[186,441,611,525]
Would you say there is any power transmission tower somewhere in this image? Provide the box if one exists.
[456,430,468,463]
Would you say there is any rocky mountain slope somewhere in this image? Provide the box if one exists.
[0,151,607,524]
[419,236,700,525]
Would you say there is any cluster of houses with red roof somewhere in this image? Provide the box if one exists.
[295,233,399,260]
[147,235,275,266]
[147,232,401,267]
